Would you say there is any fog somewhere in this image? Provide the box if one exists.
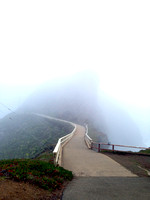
[98,92,146,147]
[1,71,149,148]
[0,1,150,147]
[0,85,36,118]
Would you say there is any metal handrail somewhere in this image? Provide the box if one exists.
[33,113,77,166]
[84,124,93,149]
[84,124,150,154]
[53,123,76,166]
[91,141,150,153]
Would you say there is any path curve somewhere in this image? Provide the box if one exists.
[62,125,137,177]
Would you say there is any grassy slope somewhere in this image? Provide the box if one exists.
[0,158,73,191]
[140,149,150,154]
[0,113,74,160]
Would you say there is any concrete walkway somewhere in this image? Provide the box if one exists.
[62,177,150,200]
[62,125,137,177]
[62,125,150,200]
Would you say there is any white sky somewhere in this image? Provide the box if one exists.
[0,1,150,109]
[0,0,150,146]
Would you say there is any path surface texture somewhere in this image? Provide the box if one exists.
[62,125,136,177]
[62,125,150,200]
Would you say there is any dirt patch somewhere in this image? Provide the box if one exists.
[103,152,150,177]
[0,178,67,200]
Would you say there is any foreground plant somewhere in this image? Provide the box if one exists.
[0,159,73,190]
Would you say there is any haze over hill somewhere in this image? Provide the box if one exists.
[18,71,99,123]
[17,71,144,147]
[98,93,143,146]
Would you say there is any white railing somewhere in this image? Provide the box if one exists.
[53,123,76,166]
[33,113,77,166]
[84,124,150,154]
[84,124,93,149]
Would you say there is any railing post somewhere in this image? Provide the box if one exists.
[53,152,57,166]
[98,143,101,152]
[53,124,76,166]
[112,145,114,152]
[91,141,93,150]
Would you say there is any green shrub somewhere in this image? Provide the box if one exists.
[0,159,73,190]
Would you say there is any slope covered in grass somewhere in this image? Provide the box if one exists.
[0,113,74,160]
[140,149,150,154]
[0,159,73,191]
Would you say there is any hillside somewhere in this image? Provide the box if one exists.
[0,113,74,160]
[17,71,109,143]
[18,71,100,124]
[16,70,144,146]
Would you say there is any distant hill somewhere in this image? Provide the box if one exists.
[0,70,144,157]
[18,71,100,124]
[18,71,108,143]
[14,70,145,147]
[0,113,74,160]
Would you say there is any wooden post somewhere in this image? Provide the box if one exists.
[112,145,114,152]
[98,144,101,152]
[53,153,57,166]
[91,141,93,150]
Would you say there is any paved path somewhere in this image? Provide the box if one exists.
[62,125,137,177]
[34,115,150,199]
[62,177,150,200]
[62,125,150,200]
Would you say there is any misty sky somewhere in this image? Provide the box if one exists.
[0,1,150,146]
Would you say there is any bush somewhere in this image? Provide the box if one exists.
[0,159,73,190]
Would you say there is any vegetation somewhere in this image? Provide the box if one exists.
[0,113,74,160]
[140,149,150,154]
[0,159,73,191]
[35,151,54,162]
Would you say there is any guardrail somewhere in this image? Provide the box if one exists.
[84,124,150,154]
[84,124,93,149]
[33,113,77,166]
[53,123,76,166]
[91,142,150,153]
